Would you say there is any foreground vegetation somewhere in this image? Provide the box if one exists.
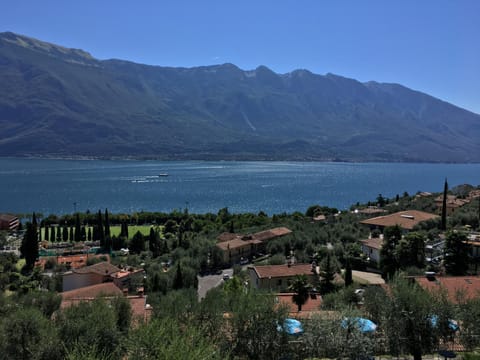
[1,185,480,359]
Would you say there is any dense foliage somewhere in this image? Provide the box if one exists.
[2,187,480,359]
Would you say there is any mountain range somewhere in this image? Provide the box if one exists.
[1,31,479,162]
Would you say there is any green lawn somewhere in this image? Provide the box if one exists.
[110,225,156,238]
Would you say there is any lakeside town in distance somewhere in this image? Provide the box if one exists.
[1,181,480,359]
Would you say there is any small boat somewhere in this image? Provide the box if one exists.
[158,173,169,177]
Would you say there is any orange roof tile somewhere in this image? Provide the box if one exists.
[276,292,322,313]
[216,238,254,251]
[360,210,439,230]
[216,227,291,251]
[73,261,120,275]
[217,232,239,242]
[251,264,315,279]
[414,275,480,303]
[361,238,383,250]
[110,269,144,279]
[128,296,153,324]
[61,282,123,301]
[252,227,292,242]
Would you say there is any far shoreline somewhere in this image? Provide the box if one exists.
[0,155,478,165]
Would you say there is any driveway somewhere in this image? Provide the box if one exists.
[197,268,233,300]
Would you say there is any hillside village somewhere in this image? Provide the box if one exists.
[1,184,480,359]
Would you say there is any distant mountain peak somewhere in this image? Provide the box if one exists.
[0,31,96,66]
[0,32,479,161]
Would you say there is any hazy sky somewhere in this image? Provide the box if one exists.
[1,1,479,114]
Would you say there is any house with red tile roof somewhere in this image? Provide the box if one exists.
[62,261,120,291]
[276,292,322,317]
[248,263,318,292]
[434,195,470,216]
[360,237,383,264]
[110,268,145,291]
[360,210,439,232]
[61,282,123,302]
[60,282,152,324]
[36,253,110,270]
[216,227,292,265]
[414,274,480,304]
[62,260,145,292]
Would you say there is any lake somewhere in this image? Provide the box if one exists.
[0,159,479,215]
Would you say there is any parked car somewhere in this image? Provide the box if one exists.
[223,273,230,280]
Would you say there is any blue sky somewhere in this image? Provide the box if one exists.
[1,0,479,114]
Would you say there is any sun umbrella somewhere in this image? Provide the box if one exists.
[341,317,377,333]
[429,315,459,332]
[277,318,304,335]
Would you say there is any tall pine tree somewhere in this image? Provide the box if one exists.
[20,212,39,270]
[97,210,105,248]
[74,213,82,242]
[172,263,184,290]
[62,226,68,241]
[50,226,56,243]
[44,226,49,243]
[441,178,448,230]
[104,209,111,252]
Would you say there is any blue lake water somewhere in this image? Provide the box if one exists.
[0,159,479,215]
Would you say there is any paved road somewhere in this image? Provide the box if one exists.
[197,268,233,300]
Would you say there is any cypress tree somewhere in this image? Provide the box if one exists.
[56,226,62,242]
[173,263,184,290]
[97,210,105,248]
[344,256,353,287]
[81,226,86,241]
[62,226,68,241]
[441,178,448,230]
[74,213,82,242]
[104,209,111,239]
[149,227,155,253]
[478,195,480,225]
[119,221,125,238]
[69,227,74,242]
[104,209,111,252]
[320,252,336,294]
[87,227,92,241]
[161,238,169,254]
[20,213,39,270]
[50,226,56,243]
[44,226,49,243]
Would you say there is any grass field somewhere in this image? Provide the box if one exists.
[110,225,155,238]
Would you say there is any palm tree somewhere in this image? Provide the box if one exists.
[288,274,312,312]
